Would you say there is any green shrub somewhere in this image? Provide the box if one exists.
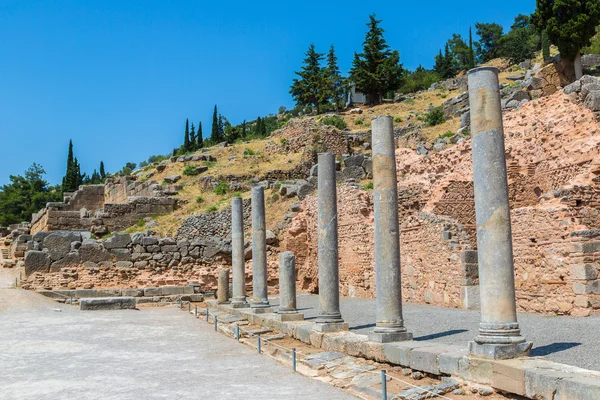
[206,205,218,212]
[204,161,216,168]
[439,130,455,139]
[280,138,288,145]
[183,165,199,176]
[136,219,146,228]
[403,98,415,104]
[321,115,347,130]
[355,119,364,125]
[214,182,228,196]
[195,196,204,204]
[271,193,279,201]
[243,148,257,157]
[362,181,374,190]
[440,93,447,99]
[232,192,242,198]
[394,117,403,123]
[424,107,445,126]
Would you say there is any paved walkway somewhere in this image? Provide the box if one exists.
[0,270,355,400]
[284,293,599,371]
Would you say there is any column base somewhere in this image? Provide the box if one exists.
[368,331,413,343]
[468,340,532,360]
[250,306,274,314]
[231,299,250,308]
[217,300,230,305]
[274,312,304,321]
[312,322,349,332]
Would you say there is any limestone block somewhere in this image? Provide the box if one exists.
[110,249,131,261]
[344,154,365,168]
[24,250,51,276]
[103,233,131,249]
[79,242,111,262]
[161,245,178,252]
[140,236,158,246]
[584,91,600,112]
[461,250,478,264]
[80,297,136,311]
[439,349,468,376]
[143,288,161,296]
[461,285,480,310]
[50,252,81,272]
[43,232,75,261]
[343,165,366,180]
[571,264,599,280]
[122,288,144,297]
[410,346,462,375]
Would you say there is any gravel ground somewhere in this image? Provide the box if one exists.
[273,293,599,371]
[0,269,354,400]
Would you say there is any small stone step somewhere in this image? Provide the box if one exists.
[262,333,286,341]
[245,328,272,335]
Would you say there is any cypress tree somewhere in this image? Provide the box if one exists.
[190,123,196,149]
[469,27,475,69]
[242,120,247,137]
[99,161,106,178]
[542,29,550,60]
[184,119,190,151]
[211,105,220,142]
[197,122,203,148]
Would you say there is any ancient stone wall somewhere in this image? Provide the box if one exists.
[104,177,167,204]
[63,185,105,211]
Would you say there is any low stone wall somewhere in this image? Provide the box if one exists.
[177,199,252,240]
[39,285,204,304]
[22,231,235,291]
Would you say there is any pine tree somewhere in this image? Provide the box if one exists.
[211,105,221,142]
[197,122,203,148]
[290,43,328,114]
[99,161,106,179]
[190,123,196,149]
[183,119,190,151]
[474,23,504,63]
[349,14,404,104]
[242,120,247,137]
[542,29,550,60]
[325,45,346,112]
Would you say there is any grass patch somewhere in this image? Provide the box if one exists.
[206,205,218,212]
[195,196,204,203]
[362,181,374,190]
[214,182,228,196]
[394,117,403,123]
[439,130,455,139]
[183,165,199,176]
[321,115,347,130]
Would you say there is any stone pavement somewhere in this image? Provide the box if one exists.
[0,270,354,400]
[287,293,600,371]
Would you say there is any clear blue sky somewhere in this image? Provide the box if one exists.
[0,0,535,186]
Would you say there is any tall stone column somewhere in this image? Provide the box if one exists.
[368,115,413,343]
[276,251,303,321]
[217,268,230,304]
[250,187,272,312]
[314,152,347,331]
[230,197,248,308]
[467,67,531,359]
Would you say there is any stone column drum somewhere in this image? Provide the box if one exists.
[314,152,347,331]
[217,268,230,304]
[467,66,531,359]
[230,197,248,307]
[276,251,303,321]
[368,115,413,343]
[250,187,272,312]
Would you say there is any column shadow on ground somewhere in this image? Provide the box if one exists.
[349,323,376,330]
[530,342,581,357]
[413,329,469,341]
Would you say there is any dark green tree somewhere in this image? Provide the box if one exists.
[469,27,476,69]
[197,122,203,148]
[99,161,106,178]
[533,0,600,79]
[0,164,62,225]
[211,105,222,142]
[400,66,441,94]
[290,43,328,114]
[183,119,190,151]
[325,45,347,112]
[474,22,504,62]
[190,123,196,149]
[350,14,404,104]
[62,140,83,192]
[241,120,247,138]
[434,43,457,79]
[448,33,471,70]
[542,29,551,59]
[499,14,541,65]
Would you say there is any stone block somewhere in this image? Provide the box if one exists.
[295,323,313,344]
[74,289,121,298]
[461,250,478,264]
[144,287,161,296]
[49,252,81,272]
[24,250,51,276]
[43,232,76,261]
[439,349,468,376]
[571,264,599,280]
[461,285,480,309]
[559,375,600,399]
[160,286,185,295]
[410,346,450,374]
[461,263,479,279]
[458,356,494,384]
[525,367,573,399]
[111,249,131,261]
[492,360,526,396]
[80,297,136,311]
[103,232,132,249]
[383,341,437,367]
[122,288,144,297]
[161,245,178,252]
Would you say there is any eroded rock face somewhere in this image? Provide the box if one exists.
[43,232,79,261]
[24,250,51,276]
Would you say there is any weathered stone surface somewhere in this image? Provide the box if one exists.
[103,233,132,249]
[343,165,366,180]
[344,154,365,168]
[43,233,75,261]
[79,242,111,262]
[584,91,600,111]
[163,175,181,184]
[50,252,81,272]
[24,250,51,276]
[80,297,136,310]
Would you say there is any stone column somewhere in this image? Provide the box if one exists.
[217,268,230,304]
[250,187,272,312]
[314,152,347,331]
[467,66,531,359]
[276,251,303,321]
[230,197,248,307]
[368,115,413,343]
